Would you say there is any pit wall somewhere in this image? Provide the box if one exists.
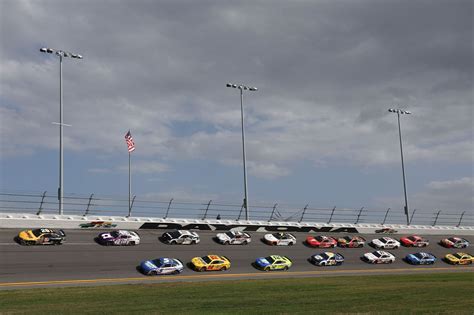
[1,213,473,235]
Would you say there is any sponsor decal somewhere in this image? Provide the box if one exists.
[139,222,359,233]
[79,221,118,228]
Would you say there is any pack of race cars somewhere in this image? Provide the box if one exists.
[14,228,473,275]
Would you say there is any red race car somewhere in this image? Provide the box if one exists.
[306,235,337,248]
[337,235,366,248]
[400,235,429,247]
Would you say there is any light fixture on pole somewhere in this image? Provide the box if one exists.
[226,83,258,221]
[40,47,83,215]
[388,108,412,225]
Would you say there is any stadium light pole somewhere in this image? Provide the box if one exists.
[388,108,412,225]
[40,47,83,215]
[226,83,258,221]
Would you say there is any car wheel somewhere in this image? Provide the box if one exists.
[221,266,227,271]
[283,266,288,271]
[243,241,248,245]
[199,267,206,272]
[332,244,336,248]
[264,267,270,272]
[191,240,197,245]
[224,241,229,245]
[172,270,180,275]
[130,241,135,246]
[171,240,177,245]
[289,242,294,246]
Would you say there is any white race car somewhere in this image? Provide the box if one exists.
[160,230,200,245]
[263,232,296,246]
[216,231,251,245]
[363,250,396,264]
[371,237,400,249]
[97,230,140,246]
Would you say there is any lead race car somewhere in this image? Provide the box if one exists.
[97,230,140,246]
[440,237,470,249]
[400,235,429,247]
[190,255,231,272]
[215,231,251,245]
[370,237,400,249]
[139,257,184,275]
[17,228,66,245]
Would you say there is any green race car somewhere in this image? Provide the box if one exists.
[254,255,292,271]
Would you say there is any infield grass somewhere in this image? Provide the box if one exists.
[0,272,472,314]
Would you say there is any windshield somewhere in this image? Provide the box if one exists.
[31,229,43,237]
[407,236,417,241]
[265,256,275,264]
[111,231,120,238]
[452,253,463,259]
[272,233,283,239]
[201,256,212,264]
[343,236,352,242]
[169,231,182,238]
[373,252,382,258]
[225,232,235,238]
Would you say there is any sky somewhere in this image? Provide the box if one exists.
[0,0,472,216]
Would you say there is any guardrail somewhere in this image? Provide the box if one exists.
[0,191,472,227]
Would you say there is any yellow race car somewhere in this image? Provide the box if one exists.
[17,228,66,245]
[190,255,231,271]
[444,252,473,265]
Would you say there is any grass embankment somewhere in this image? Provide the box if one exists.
[0,273,472,314]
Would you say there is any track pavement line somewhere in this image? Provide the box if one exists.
[0,267,471,288]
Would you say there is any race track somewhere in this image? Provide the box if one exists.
[0,229,472,289]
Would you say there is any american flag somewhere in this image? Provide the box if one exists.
[125,130,135,153]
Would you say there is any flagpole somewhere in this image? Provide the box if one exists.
[128,150,131,217]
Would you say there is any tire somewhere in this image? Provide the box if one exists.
[289,242,294,246]
[283,266,288,271]
[220,266,227,271]
[332,244,336,248]
[224,241,229,245]
[191,240,197,245]
[170,240,177,245]
[243,241,248,245]
[264,267,270,272]
[199,267,206,272]
[172,270,180,275]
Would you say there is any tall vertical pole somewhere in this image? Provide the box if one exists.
[396,112,410,225]
[59,54,64,215]
[240,88,249,221]
[128,151,131,217]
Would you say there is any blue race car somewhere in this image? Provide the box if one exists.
[139,257,184,275]
[405,252,436,265]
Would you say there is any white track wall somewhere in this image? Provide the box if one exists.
[1,213,473,235]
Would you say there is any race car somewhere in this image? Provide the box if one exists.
[375,228,398,234]
[310,252,344,266]
[444,252,473,265]
[405,252,436,265]
[139,257,184,275]
[17,228,66,245]
[362,250,396,264]
[439,237,469,248]
[337,235,366,248]
[254,255,292,271]
[400,235,429,247]
[190,255,231,271]
[263,233,296,246]
[306,235,337,248]
[97,230,140,246]
[371,237,400,249]
[160,230,200,245]
[215,231,251,245]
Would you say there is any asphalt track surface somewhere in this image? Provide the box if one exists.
[0,229,472,289]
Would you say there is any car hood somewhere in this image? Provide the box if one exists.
[216,233,230,240]
[264,234,277,241]
[364,253,377,260]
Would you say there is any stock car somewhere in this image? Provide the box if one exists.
[139,257,184,275]
[440,237,470,249]
[254,255,292,271]
[371,237,400,249]
[306,235,337,248]
[215,231,251,245]
[444,252,474,265]
[263,233,296,246]
[405,252,437,265]
[160,230,200,245]
[362,250,396,264]
[400,235,429,247]
[97,230,140,246]
[337,235,366,248]
[190,255,231,271]
[309,252,344,266]
[17,228,66,245]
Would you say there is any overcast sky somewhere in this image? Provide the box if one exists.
[0,0,472,215]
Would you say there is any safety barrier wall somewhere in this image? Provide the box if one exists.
[1,213,473,235]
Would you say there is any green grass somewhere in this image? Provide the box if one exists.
[0,273,473,314]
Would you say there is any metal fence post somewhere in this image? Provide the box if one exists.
[432,210,441,226]
[355,207,364,224]
[457,211,466,227]
[268,203,278,222]
[409,209,416,225]
[299,204,309,223]
[163,198,173,219]
[36,191,47,215]
[202,200,212,220]
[381,208,390,225]
[237,201,245,221]
[83,193,94,216]
[328,206,336,224]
